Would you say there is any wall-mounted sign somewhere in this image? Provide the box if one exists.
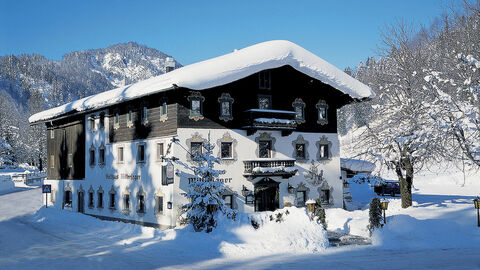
[187,177,232,184]
[106,174,141,180]
[167,163,174,184]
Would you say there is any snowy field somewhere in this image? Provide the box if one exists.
[0,174,479,270]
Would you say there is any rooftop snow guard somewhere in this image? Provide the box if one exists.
[29,40,374,124]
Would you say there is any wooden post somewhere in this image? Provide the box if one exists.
[477,208,479,227]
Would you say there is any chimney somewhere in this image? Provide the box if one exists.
[165,57,175,73]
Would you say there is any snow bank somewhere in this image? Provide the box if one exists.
[340,158,376,173]
[219,207,328,257]
[29,40,374,123]
[0,176,15,194]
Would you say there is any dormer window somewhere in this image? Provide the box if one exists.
[187,92,205,121]
[259,70,271,89]
[292,98,306,123]
[316,100,328,125]
[218,93,234,122]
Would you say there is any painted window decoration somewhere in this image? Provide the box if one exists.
[187,91,205,121]
[117,146,124,163]
[218,93,234,122]
[89,116,95,131]
[160,101,168,121]
[316,100,328,125]
[258,70,271,89]
[223,195,233,209]
[316,135,332,162]
[89,145,96,167]
[141,106,148,124]
[258,95,272,110]
[221,142,233,159]
[259,140,272,158]
[99,112,105,129]
[156,142,164,161]
[292,98,306,123]
[114,112,120,129]
[292,135,309,161]
[137,143,146,164]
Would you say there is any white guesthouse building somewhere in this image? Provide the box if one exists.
[30,40,373,228]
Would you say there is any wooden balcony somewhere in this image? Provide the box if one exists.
[243,158,297,180]
[242,109,297,136]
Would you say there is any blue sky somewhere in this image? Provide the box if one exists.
[0,0,450,69]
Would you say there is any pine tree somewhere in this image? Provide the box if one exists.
[173,135,236,232]
[314,199,327,229]
[368,198,383,234]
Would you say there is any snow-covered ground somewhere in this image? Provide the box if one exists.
[0,173,479,269]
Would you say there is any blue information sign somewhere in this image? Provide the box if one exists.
[42,184,52,193]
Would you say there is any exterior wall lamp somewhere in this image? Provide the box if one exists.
[380,199,389,224]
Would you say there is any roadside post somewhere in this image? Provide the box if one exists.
[42,184,52,208]
[474,197,480,227]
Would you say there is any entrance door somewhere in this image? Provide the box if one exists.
[78,191,84,213]
[254,178,279,211]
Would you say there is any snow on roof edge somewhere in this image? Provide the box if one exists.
[29,40,374,124]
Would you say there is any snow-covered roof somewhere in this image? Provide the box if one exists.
[29,40,374,124]
[340,158,376,173]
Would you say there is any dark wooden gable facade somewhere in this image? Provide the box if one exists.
[46,65,354,180]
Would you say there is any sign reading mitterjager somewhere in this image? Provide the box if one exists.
[105,174,141,180]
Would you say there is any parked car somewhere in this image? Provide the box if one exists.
[374,180,400,196]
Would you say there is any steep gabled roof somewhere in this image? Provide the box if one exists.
[29,40,374,124]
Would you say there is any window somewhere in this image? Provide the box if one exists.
[258,70,271,89]
[218,93,234,121]
[141,107,148,124]
[99,112,105,129]
[223,195,233,209]
[64,190,72,207]
[50,155,54,169]
[114,112,120,128]
[117,146,124,163]
[160,102,168,119]
[295,143,306,159]
[190,142,203,159]
[89,147,95,167]
[127,110,133,126]
[88,191,94,208]
[221,142,233,159]
[99,146,105,166]
[258,95,272,110]
[157,143,164,161]
[97,190,103,208]
[321,189,330,204]
[319,144,329,159]
[109,191,116,209]
[137,144,145,163]
[296,191,306,207]
[292,98,306,123]
[156,196,164,214]
[50,129,54,139]
[316,100,328,125]
[187,92,205,120]
[259,140,272,158]
[138,195,145,213]
[89,116,95,131]
[123,194,130,211]
[67,153,73,168]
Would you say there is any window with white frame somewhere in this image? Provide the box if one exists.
[117,146,124,163]
[50,129,54,139]
[259,140,272,158]
[187,92,205,121]
[156,142,164,161]
[221,142,233,159]
[68,153,73,168]
[292,98,306,123]
[295,143,306,159]
[155,195,164,214]
[316,100,328,125]
[218,93,234,121]
[190,142,202,159]
[319,144,329,159]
